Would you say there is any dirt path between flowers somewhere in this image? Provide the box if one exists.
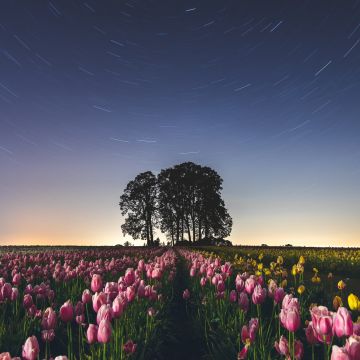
[157,257,206,360]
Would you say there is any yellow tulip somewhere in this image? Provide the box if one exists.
[338,280,346,290]
[348,293,360,311]
[297,285,305,295]
[298,255,305,265]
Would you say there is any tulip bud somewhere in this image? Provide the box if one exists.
[82,289,92,304]
[229,290,237,303]
[97,319,112,343]
[86,324,98,344]
[60,300,73,323]
[91,274,103,293]
[348,294,360,311]
[112,296,124,318]
[41,307,57,330]
[22,336,39,360]
[124,268,135,286]
[333,307,353,338]
[183,289,190,300]
[252,284,266,305]
[123,340,137,354]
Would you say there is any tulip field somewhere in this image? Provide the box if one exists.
[0,246,359,359]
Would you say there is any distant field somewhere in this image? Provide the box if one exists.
[194,245,360,275]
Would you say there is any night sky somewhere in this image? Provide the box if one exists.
[1,1,360,246]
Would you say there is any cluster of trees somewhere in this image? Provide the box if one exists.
[119,162,232,246]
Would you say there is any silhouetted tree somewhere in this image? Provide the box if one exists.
[158,162,232,244]
[119,163,232,245]
[119,171,158,245]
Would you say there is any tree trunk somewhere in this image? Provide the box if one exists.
[181,217,184,241]
[176,218,180,244]
[149,214,154,245]
[145,219,150,246]
[198,219,202,241]
[186,217,192,242]
[192,216,196,243]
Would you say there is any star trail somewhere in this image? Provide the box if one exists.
[1,0,360,246]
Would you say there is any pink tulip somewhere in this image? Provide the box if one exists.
[241,318,259,344]
[41,329,55,342]
[123,340,137,354]
[311,306,334,344]
[87,324,98,344]
[54,357,69,360]
[245,277,256,294]
[331,345,351,360]
[138,259,145,272]
[183,289,190,300]
[274,288,285,304]
[82,289,92,304]
[137,283,146,298]
[353,323,360,336]
[76,314,85,325]
[275,336,289,357]
[229,290,237,303]
[59,300,73,323]
[333,307,353,338]
[280,306,301,332]
[1,283,12,300]
[75,301,84,316]
[200,277,207,287]
[282,294,299,311]
[236,279,245,292]
[10,287,18,301]
[305,321,318,345]
[97,319,112,343]
[0,353,12,360]
[294,339,304,359]
[190,267,196,277]
[41,307,57,330]
[96,304,113,325]
[346,335,360,358]
[252,284,266,304]
[92,292,107,312]
[126,286,136,302]
[91,274,103,293]
[124,268,135,285]
[330,336,360,359]
[112,296,124,318]
[238,292,249,312]
[217,281,225,293]
[206,267,214,278]
[148,307,157,317]
[22,336,39,360]
[237,345,249,359]
[12,273,21,286]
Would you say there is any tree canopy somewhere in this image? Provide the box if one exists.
[119,162,232,245]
